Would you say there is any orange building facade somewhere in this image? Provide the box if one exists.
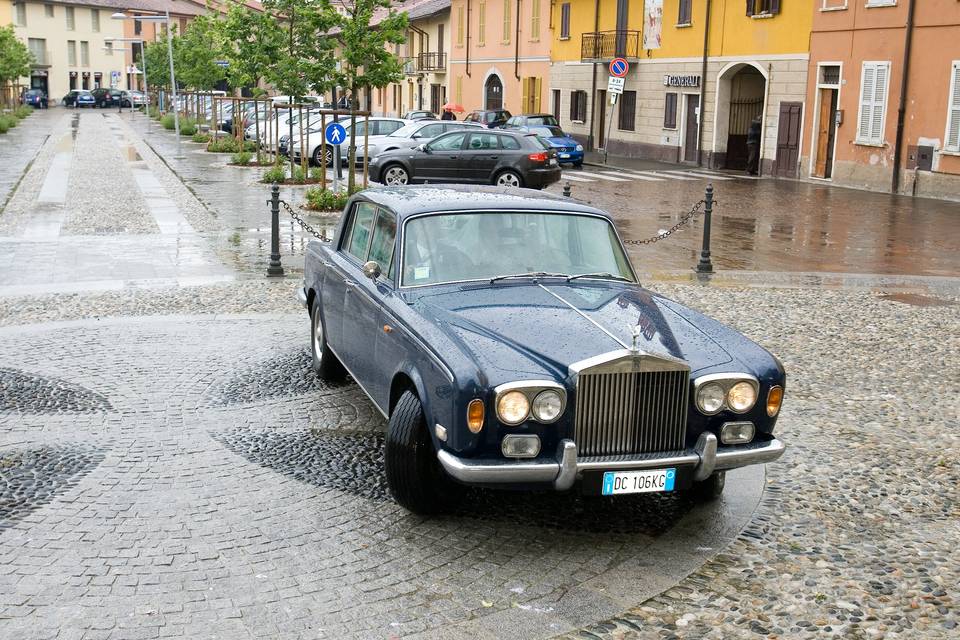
[448,0,552,115]
[802,0,960,199]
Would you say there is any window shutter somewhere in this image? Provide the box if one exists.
[561,4,570,38]
[580,92,587,121]
[746,1,754,17]
[534,77,542,111]
[871,64,888,141]
[503,0,511,43]
[679,0,692,24]
[947,63,960,151]
[521,78,530,113]
[770,0,781,15]
[858,64,876,141]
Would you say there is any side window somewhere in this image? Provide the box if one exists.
[345,202,377,260]
[352,121,367,137]
[427,132,467,151]
[467,132,501,150]
[378,120,403,135]
[417,123,444,138]
[368,210,397,280]
[500,135,521,150]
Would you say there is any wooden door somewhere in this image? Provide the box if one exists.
[814,88,837,178]
[774,101,803,177]
[683,94,700,162]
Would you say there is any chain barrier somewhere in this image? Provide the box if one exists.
[277,198,330,242]
[622,199,709,245]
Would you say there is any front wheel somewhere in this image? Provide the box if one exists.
[382,164,410,186]
[310,302,345,381]
[385,391,460,514]
[494,170,523,188]
[690,470,726,502]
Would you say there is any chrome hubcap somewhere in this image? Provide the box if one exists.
[497,172,520,187]
[385,167,408,185]
[312,310,323,363]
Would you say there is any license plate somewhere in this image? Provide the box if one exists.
[559,153,570,158]
[601,468,675,495]
[550,158,559,165]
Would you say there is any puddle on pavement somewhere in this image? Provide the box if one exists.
[54,135,73,153]
[878,293,957,307]
[122,146,143,162]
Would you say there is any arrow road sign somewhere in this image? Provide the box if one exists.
[607,76,625,95]
[609,57,629,78]
[325,122,347,145]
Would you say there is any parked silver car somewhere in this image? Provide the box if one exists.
[359,120,483,164]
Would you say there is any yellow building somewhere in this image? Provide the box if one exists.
[1,0,12,25]
[549,0,812,175]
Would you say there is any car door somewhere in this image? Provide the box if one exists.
[321,201,377,358]
[344,207,398,401]
[460,131,502,182]
[414,130,468,182]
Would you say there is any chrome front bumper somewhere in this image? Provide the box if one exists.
[297,286,308,308]
[436,432,785,491]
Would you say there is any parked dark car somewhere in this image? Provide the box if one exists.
[503,113,561,128]
[91,88,123,108]
[300,185,787,514]
[63,90,96,108]
[463,109,512,128]
[22,89,48,108]
[509,124,584,167]
[369,129,561,188]
[401,110,436,120]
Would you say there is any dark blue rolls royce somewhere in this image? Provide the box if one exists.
[300,186,786,514]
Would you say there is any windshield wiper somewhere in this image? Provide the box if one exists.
[567,272,632,283]
[490,271,569,283]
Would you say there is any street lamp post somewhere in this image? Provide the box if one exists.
[112,10,182,158]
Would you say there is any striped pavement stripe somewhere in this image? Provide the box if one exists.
[604,170,666,181]
[649,171,704,181]
[572,170,633,182]
[677,170,736,180]
[559,173,596,182]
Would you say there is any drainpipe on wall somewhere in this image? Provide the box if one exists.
[588,0,600,151]
[515,0,521,80]
[466,0,472,77]
[697,0,712,167]
[891,0,916,195]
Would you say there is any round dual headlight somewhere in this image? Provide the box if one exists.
[697,382,725,414]
[497,390,529,425]
[531,390,563,422]
[575,144,584,151]
[727,382,757,413]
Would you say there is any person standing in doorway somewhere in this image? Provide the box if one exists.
[746,116,761,176]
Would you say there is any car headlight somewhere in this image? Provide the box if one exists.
[727,381,757,413]
[496,390,530,425]
[575,144,583,151]
[531,390,563,422]
[696,382,725,414]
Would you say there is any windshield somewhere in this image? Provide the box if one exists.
[527,115,559,126]
[402,212,634,286]
[530,125,564,138]
[389,122,420,138]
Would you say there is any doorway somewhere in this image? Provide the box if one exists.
[714,63,767,171]
[774,102,803,177]
[683,94,699,163]
[596,89,607,147]
[484,74,503,110]
[814,88,838,178]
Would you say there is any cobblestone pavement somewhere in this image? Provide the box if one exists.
[0,281,956,639]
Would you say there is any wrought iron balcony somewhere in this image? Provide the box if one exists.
[581,30,641,62]
[417,52,447,72]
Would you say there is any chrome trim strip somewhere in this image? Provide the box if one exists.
[537,284,628,349]
[693,373,760,415]
[436,436,786,488]
[493,380,567,425]
[326,344,389,419]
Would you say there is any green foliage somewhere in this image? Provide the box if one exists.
[222,4,285,92]
[290,165,307,184]
[14,106,32,119]
[261,163,287,184]
[0,26,32,86]
[141,35,175,89]
[176,16,227,91]
[207,137,256,153]
[161,113,176,130]
[304,186,363,211]
[330,0,407,105]
[191,132,211,143]
[231,151,253,165]
[179,121,198,136]
[0,115,15,133]
[261,1,338,98]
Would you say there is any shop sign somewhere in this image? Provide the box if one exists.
[663,74,700,88]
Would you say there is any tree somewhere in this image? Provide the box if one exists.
[327,0,408,189]
[221,4,285,93]
[176,16,227,91]
[141,38,173,92]
[0,26,32,107]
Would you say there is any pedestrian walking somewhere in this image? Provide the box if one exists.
[441,108,455,121]
[746,116,761,176]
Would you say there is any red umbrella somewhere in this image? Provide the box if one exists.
[442,102,465,113]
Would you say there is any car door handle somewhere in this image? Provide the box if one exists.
[343,279,359,287]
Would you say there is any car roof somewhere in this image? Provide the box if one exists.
[353,185,610,220]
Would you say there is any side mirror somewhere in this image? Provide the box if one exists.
[416,144,429,153]
[362,260,382,281]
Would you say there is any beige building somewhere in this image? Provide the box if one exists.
[12,1,127,100]
[373,0,451,117]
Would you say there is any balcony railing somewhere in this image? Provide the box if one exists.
[402,57,417,75]
[581,30,641,62]
[417,52,447,72]
[30,49,52,67]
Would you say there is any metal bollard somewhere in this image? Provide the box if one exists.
[267,184,285,277]
[562,181,572,198]
[696,183,714,274]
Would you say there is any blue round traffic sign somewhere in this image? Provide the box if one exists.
[609,58,629,78]
[325,122,347,145]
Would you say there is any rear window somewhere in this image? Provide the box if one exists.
[526,135,551,150]
[528,115,559,126]
[530,126,563,138]
[500,136,521,150]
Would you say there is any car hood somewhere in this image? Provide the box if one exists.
[546,136,579,148]
[409,282,733,383]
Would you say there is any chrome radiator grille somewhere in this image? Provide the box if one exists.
[574,369,690,456]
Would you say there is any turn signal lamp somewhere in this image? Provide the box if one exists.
[467,399,485,433]
[767,386,784,417]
